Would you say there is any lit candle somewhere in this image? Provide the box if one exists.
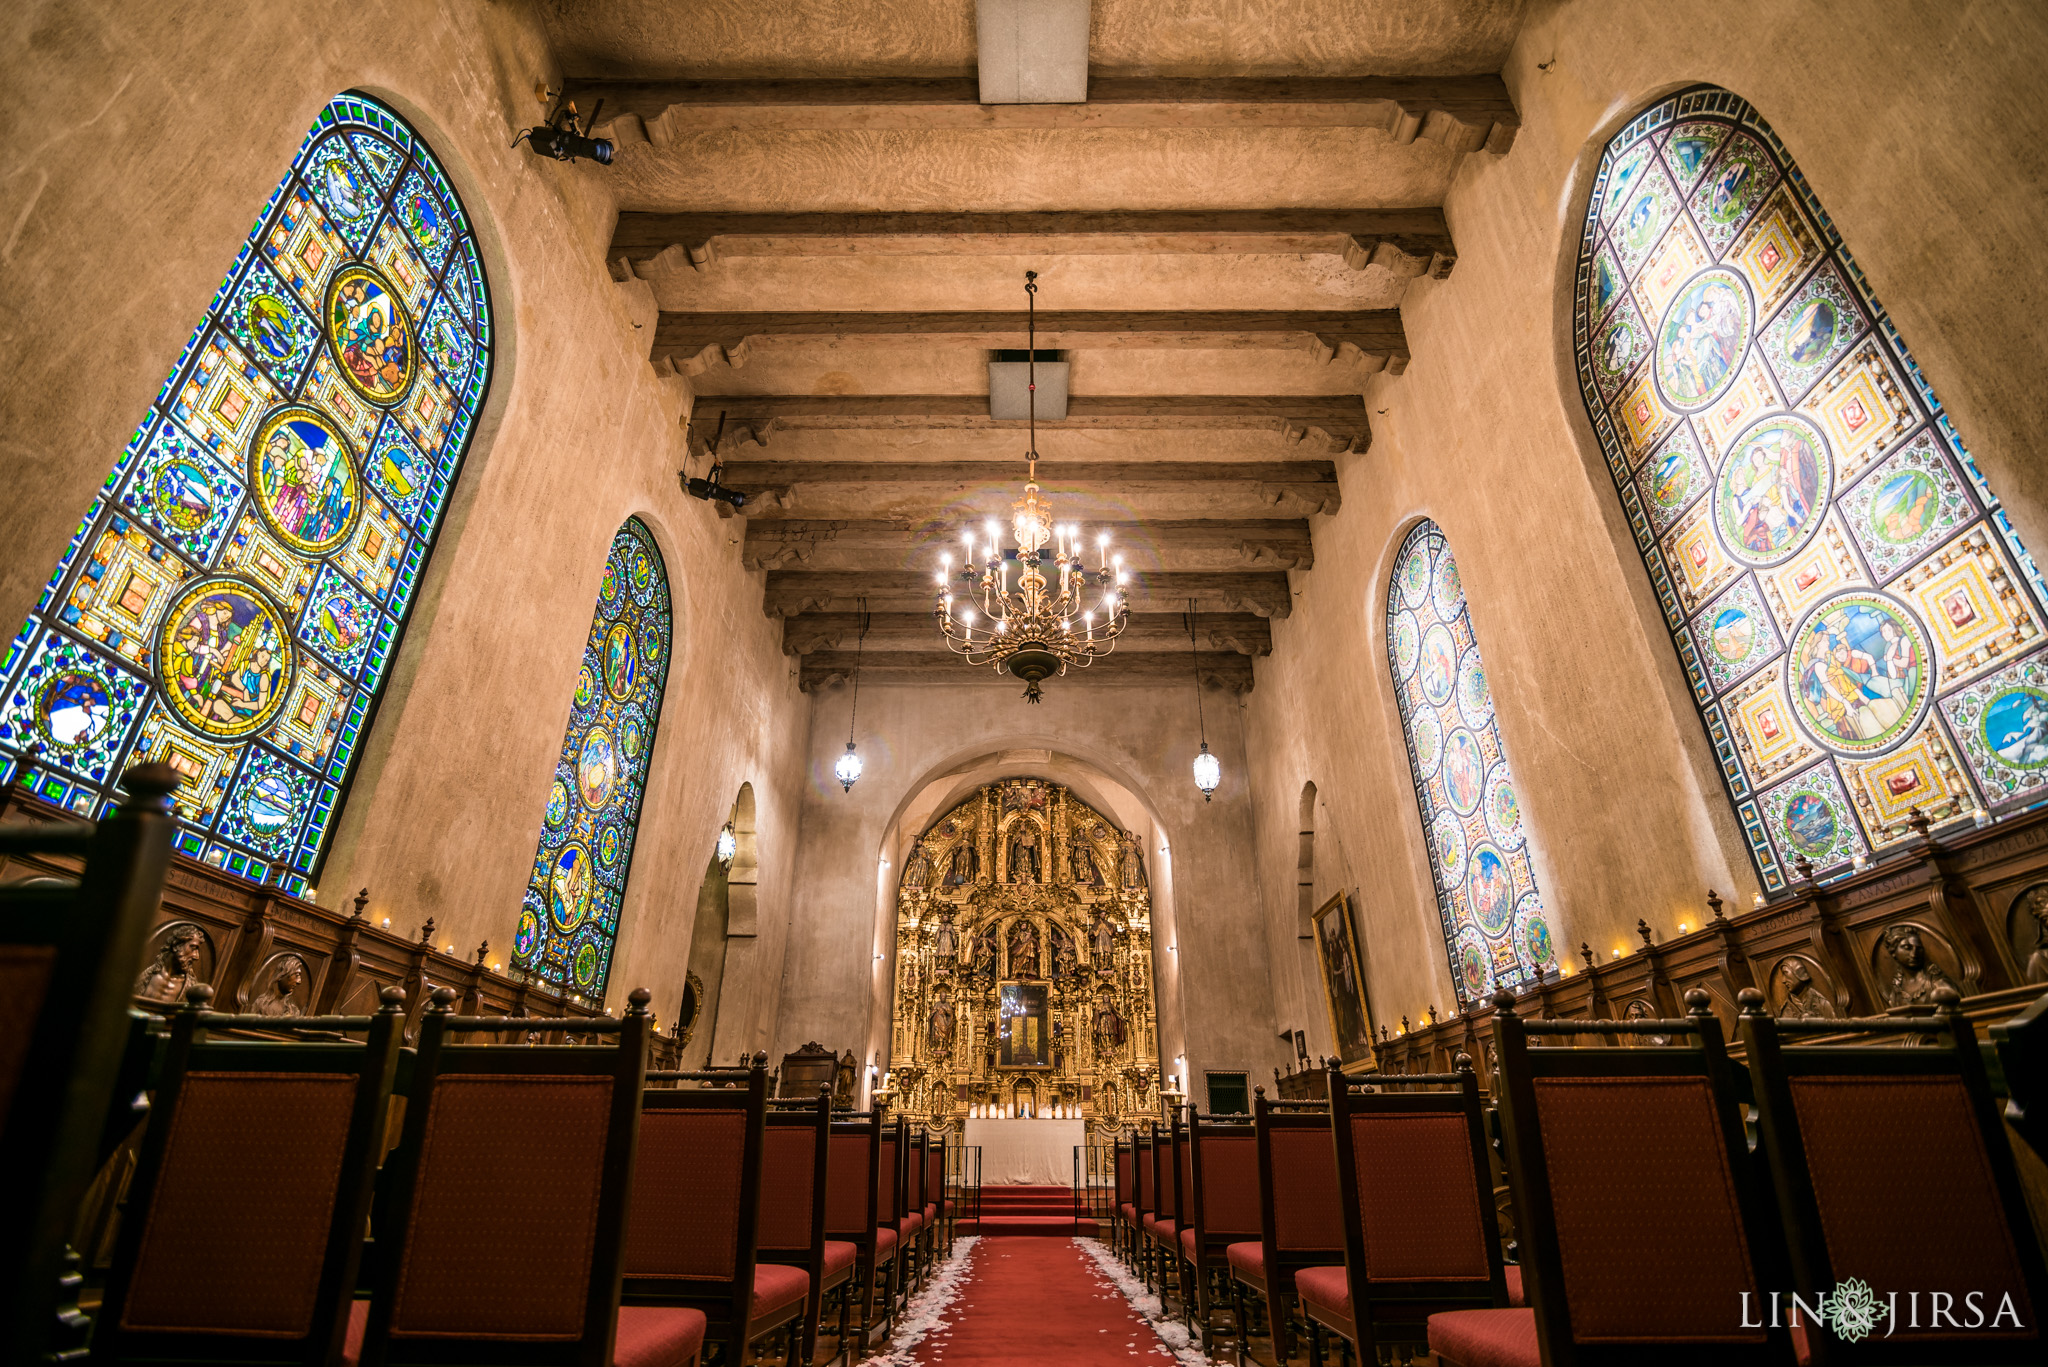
[1084,610,1094,642]
[1098,533,1109,569]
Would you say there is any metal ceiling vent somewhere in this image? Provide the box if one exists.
[976,0,1091,105]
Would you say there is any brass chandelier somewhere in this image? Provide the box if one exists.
[934,271,1129,701]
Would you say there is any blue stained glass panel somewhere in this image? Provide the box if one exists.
[1386,521,1555,1007]
[0,92,493,890]
[514,519,673,998]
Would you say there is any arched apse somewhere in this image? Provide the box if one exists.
[1386,521,1557,1006]
[0,92,493,897]
[512,517,673,997]
[1572,86,2048,895]
[680,783,757,1067]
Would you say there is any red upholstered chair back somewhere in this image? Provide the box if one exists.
[1152,1125,1179,1222]
[1740,992,2048,1362]
[0,765,175,1363]
[1135,1133,1155,1214]
[906,1131,927,1212]
[91,988,406,1367]
[365,990,653,1367]
[1115,1142,1132,1208]
[1191,1124,1260,1242]
[877,1127,901,1224]
[624,1074,766,1282]
[1492,988,1793,1366]
[1267,1124,1343,1252]
[825,1112,881,1243]
[1177,1123,1194,1226]
[925,1135,945,1210]
[759,1122,821,1253]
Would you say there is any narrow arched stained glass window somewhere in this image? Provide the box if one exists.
[514,518,673,997]
[1387,521,1556,1006]
[0,93,492,896]
[1573,87,2048,895]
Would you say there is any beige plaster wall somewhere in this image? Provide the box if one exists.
[0,0,812,1012]
[1248,0,2048,1043]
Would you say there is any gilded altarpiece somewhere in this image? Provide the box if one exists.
[890,778,1158,1137]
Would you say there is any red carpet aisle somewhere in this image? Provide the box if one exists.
[877,1237,1200,1367]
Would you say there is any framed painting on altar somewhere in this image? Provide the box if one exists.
[998,981,1051,1067]
[1312,892,1376,1069]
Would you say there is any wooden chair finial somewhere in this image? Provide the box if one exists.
[1684,987,1712,1016]
[118,762,182,812]
[377,985,407,1012]
[1637,918,1655,949]
[1707,888,1725,920]
[352,888,370,920]
[1736,987,1766,1017]
[1490,988,1517,1015]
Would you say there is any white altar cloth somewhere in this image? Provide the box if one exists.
[963,1118,1086,1185]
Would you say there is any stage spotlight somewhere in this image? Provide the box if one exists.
[513,92,613,165]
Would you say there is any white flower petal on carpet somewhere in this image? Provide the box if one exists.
[861,1236,983,1367]
[1073,1238,1213,1367]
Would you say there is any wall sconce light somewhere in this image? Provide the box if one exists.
[716,821,736,870]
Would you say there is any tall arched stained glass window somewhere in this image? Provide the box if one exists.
[1573,87,2048,895]
[1387,521,1556,1005]
[514,518,673,997]
[0,93,492,896]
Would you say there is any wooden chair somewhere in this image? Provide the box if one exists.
[1739,985,2048,1365]
[1181,1109,1260,1353]
[0,763,177,1361]
[625,1062,802,1367]
[1112,1137,1134,1265]
[88,984,405,1366]
[1428,988,1795,1367]
[1229,1091,1343,1367]
[901,1129,928,1292]
[824,1108,891,1356]
[876,1115,909,1314]
[759,1089,846,1367]
[1131,1128,1156,1278]
[1149,1110,1186,1306]
[357,986,705,1367]
[922,1131,948,1260]
[1990,989,2048,1165]
[1297,1057,1510,1367]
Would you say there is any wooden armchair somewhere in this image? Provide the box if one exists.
[1739,985,2047,1365]
[1229,1092,1343,1367]
[1428,988,1795,1367]
[1181,1109,1259,1353]
[0,763,177,1361]
[88,984,407,1366]
[1298,1057,1509,1367]
[824,1109,890,1356]
[357,987,703,1367]
[759,1089,844,1367]
[1131,1128,1155,1280]
[1147,1114,1184,1298]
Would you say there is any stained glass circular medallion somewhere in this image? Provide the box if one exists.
[323,264,416,406]
[1715,416,1833,568]
[620,710,647,762]
[1432,548,1465,619]
[1456,926,1491,1000]
[1982,687,2048,770]
[549,842,593,931]
[1466,844,1516,938]
[1484,769,1524,850]
[1411,706,1443,779]
[578,727,617,808]
[35,666,116,752]
[249,406,362,556]
[1399,540,1431,609]
[1515,895,1555,971]
[1457,648,1493,730]
[1787,591,1930,755]
[1392,611,1420,679]
[574,941,599,988]
[146,453,223,534]
[545,779,570,829]
[515,906,541,959]
[156,577,296,739]
[1418,625,1458,707]
[1431,810,1467,884]
[603,623,637,700]
[1655,269,1752,412]
[1442,729,1486,816]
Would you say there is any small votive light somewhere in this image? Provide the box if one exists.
[1753,892,1767,907]
[381,917,391,928]
[1973,806,1993,828]
[1611,947,1622,958]
[1678,921,1690,934]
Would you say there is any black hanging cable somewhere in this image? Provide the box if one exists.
[1025,270,1038,482]
[848,597,870,746]
[1185,598,1206,742]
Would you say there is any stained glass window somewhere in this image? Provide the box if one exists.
[513,518,673,997]
[1387,521,1556,1005]
[1573,87,2048,895]
[0,93,492,896]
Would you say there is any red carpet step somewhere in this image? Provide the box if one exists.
[956,1184,1098,1237]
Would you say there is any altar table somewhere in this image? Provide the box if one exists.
[963,1118,1086,1185]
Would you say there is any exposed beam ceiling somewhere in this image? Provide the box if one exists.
[799,648,1256,693]
[763,570,1292,619]
[569,76,1517,151]
[612,208,1454,277]
[781,611,1272,658]
[714,460,1340,520]
[654,310,1407,371]
[693,395,1370,451]
[743,519,1313,573]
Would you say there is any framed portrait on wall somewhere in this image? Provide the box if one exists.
[1312,891,1376,1069]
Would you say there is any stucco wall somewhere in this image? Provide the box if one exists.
[0,0,810,1012]
[1247,0,2048,1047]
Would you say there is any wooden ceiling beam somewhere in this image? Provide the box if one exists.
[653,309,1407,372]
[780,611,1272,658]
[743,518,1314,573]
[763,570,1293,619]
[797,648,1257,694]
[712,459,1340,520]
[569,75,1517,151]
[612,208,1454,278]
[691,394,1370,452]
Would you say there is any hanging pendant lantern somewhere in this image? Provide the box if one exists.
[836,601,870,793]
[1185,599,1221,802]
